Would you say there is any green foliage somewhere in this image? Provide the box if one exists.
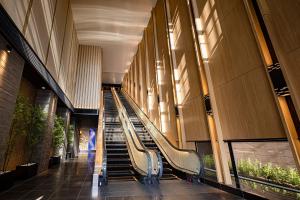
[52,116,65,151]
[3,96,32,170]
[27,105,46,152]
[203,155,300,189]
[67,125,74,145]
[3,96,46,169]
[237,158,300,188]
[203,154,215,169]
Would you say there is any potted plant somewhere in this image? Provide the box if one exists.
[49,116,65,168]
[66,125,75,159]
[15,105,45,180]
[0,96,31,190]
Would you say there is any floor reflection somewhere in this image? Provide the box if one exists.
[0,152,242,200]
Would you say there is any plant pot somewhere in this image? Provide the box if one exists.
[49,156,61,168]
[0,170,14,191]
[15,163,38,180]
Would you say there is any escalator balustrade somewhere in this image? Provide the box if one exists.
[117,91,179,180]
[104,91,137,181]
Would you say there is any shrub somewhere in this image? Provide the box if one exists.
[3,96,32,170]
[67,125,74,145]
[203,154,215,169]
[52,116,65,155]
[237,158,300,188]
[27,105,46,162]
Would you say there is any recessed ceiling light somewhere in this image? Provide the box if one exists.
[6,45,12,53]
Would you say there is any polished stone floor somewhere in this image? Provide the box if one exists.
[0,153,244,200]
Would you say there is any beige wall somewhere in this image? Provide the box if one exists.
[257,0,300,120]
[168,0,210,141]
[74,45,102,109]
[153,0,178,145]
[0,0,81,107]
[145,16,161,130]
[193,0,285,140]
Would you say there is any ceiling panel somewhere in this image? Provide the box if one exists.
[71,0,156,84]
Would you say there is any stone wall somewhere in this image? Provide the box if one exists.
[0,34,24,170]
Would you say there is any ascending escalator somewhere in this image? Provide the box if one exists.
[104,91,136,181]
[117,91,179,180]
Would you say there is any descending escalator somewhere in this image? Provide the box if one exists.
[117,91,179,180]
[104,90,137,181]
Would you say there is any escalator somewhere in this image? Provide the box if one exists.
[104,90,137,181]
[117,91,179,180]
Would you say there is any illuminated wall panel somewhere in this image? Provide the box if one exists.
[0,35,25,170]
[145,16,161,130]
[257,0,300,120]
[138,39,148,115]
[134,53,140,106]
[168,0,210,141]
[153,0,178,145]
[194,0,285,140]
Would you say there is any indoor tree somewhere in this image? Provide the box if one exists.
[26,105,46,163]
[2,96,31,171]
[67,124,75,154]
[52,116,65,156]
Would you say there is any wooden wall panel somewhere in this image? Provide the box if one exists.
[25,0,56,64]
[257,0,300,119]
[134,55,140,105]
[129,64,134,98]
[0,0,29,32]
[66,28,79,103]
[154,0,178,144]
[74,45,102,109]
[168,0,210,141]
[58,8,74,92]
[1,0,80,107]
[46,0,69,83]
[194,0,285,140]
[138,37,148,115]
[0,35,25,170]
[145,16,161,129]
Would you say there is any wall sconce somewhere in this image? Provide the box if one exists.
[6,45,12,54]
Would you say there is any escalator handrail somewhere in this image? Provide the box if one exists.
[117,91,163,179]
[121,89,202,175]
[97,91,107,183]
[111,89,153,177]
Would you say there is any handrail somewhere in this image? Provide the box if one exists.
[111,88,160,178]
[122,89,202,175]
[94,90,107,186]
[116,90,163,179]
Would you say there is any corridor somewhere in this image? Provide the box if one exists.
[0,153,243,200]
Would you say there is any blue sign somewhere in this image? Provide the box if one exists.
[88,128,96,151]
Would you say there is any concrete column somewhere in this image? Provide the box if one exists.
[32,90,57,172]
[0,35,24,170]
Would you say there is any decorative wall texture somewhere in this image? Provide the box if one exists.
[74,45,102,109]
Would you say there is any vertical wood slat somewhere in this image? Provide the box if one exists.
[74,45,102,109]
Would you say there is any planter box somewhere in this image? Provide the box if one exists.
[49,156,61,168]
[0,171,14,191]
[16,163,38,180]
